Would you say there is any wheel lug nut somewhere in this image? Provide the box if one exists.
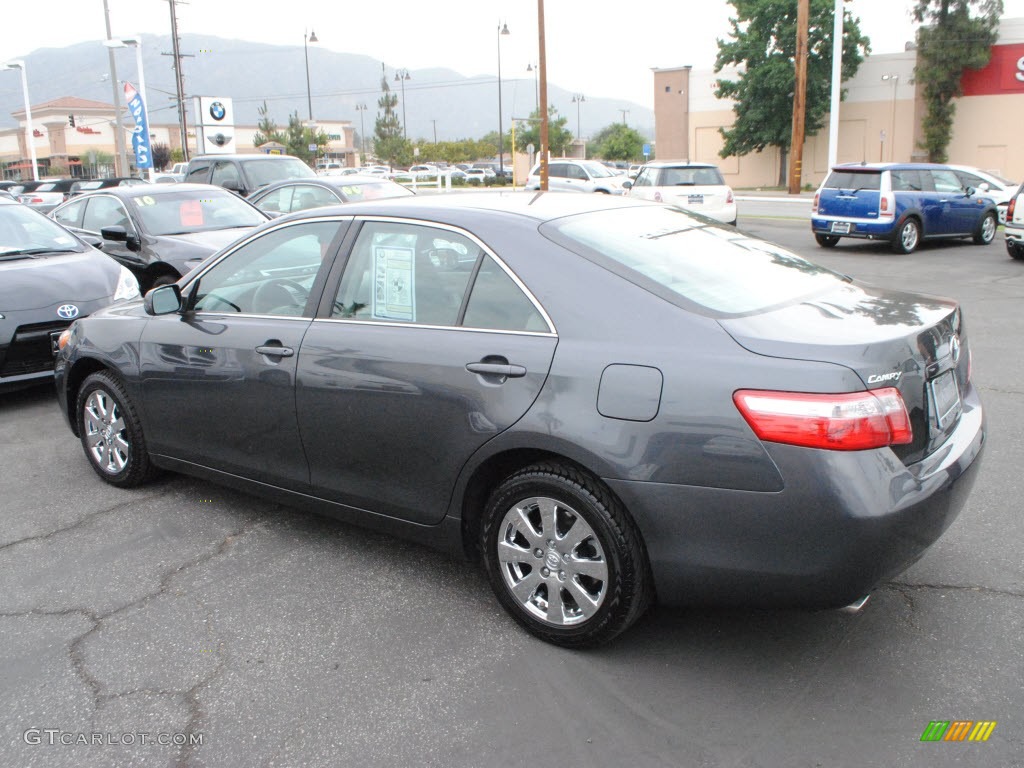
[547,540,554,547]
[562,553,570,562]
[558,571,566,582]
[534,548,543,558]
[541,567,550,578]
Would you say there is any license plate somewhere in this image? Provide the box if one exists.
[687,194,704,204]
[929,370,961,428]
[830,221,851,234]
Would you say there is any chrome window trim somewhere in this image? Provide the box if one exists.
[79,193,133,236]
[189,312,313,322]
[346,215,556,335]
[311,317,556,338]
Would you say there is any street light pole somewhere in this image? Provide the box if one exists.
[497,22,510,178]
[394,69,410,140]
[304,29,318,123]
[355,103,367,165]
[102,0,129,176]
[0,61,38,181]
[882,74,899,162]
[527,63,539,113]
[105,36,155,181]
[572,94,585,139]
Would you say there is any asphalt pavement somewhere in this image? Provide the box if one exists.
[1,214,1022,768]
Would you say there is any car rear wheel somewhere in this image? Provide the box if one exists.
[1008,240,1024,261]
[973,212,997,245]
[77,371,155,487]
[815,234,840,248]
[481,462,652,647]
[892,218,920,254]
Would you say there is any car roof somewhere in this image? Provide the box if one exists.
[283,190,654,225]
[642,161,719,169]
[831,162,952,171]
[188,154,304,162]
[72,182,231,199]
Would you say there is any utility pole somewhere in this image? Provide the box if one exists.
[538,0,549,191]
[788,0,809,195]
[102,0,128,176]
[619,109,629,126]
[164,0,191,161]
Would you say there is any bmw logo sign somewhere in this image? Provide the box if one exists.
[209,101,226,121]
[57,304,80,319]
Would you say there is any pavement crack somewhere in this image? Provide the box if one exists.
[886,581,1024,599]
[0,492,166,554]
[977,385,1024,396]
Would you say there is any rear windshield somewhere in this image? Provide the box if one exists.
[543,206,847,315]
[128,189,267,235]
[822,170,881,191]
[656,166,725,186]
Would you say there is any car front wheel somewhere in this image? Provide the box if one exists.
[973,212,997,245]
[892,218,920,254]
[481,462,652,647]
[77,371,155,487]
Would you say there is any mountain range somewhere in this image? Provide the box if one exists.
[0,34,654,144]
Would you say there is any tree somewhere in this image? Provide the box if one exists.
[151,142,172,171]
[514,107,574,158]
[913,0,1002,162]
[373,64,411,167]
[715,0,870,184]
[283,112,329,165]
[252,100,285,147]
[588,123,647,161]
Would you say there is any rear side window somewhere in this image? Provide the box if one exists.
[544,206,847,316]
[185,162,210,182]
[822,170,881,191]
[892,170,925,192]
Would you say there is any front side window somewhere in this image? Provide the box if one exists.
[184,162,210,182]
[288,185,339,212]
[930,169,964,194]
[241,158,317,189]
[53,198,87,228]
[253,186,294,214]
[83,196,132,233]
[210,161,241,189]
[192,221,343,316]
[632,168,656,187]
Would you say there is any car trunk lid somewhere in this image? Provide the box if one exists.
[719,280,968,465]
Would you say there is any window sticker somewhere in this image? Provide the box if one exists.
[139,195,156,206]
[179,199,204,227]
[371,245,416,321]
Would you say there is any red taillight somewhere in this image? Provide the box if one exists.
[726,188,734,204]
[879,192,895,217]
[733,387,913,451]
[1009,197,1017,220]
[22,196,43,204]
[813,192,819,213]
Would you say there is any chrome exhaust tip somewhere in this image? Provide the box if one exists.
[838,594,871,614]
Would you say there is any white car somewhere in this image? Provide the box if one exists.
[626,161,737,225]
[464,168,494,184]
[407,164,441,179]
[947,165,1018,224]
[524,159,628,194]
[1004,181,1024,260]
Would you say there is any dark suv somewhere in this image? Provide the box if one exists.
[811,163,999,254]
[184,154,316,196]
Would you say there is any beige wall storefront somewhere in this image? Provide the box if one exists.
[653,18,1024,189]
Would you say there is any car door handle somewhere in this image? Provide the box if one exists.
[255,344,294,358]
[466,362,527,378]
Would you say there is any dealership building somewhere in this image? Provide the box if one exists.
[653,17,1024,188]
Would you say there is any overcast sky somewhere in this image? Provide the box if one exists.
[3,0,1023,109]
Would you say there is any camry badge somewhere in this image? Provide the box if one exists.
[949,335,961,364]
[57,304,79,320]
[867,371,901,384]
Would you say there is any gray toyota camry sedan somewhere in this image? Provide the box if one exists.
[54,193,985,647]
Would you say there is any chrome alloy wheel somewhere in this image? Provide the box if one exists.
[83,388,129,475]
[900,220,919,252]
[496,496,609,626]
[981,214,997,243]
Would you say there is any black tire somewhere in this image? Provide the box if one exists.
[1009,240,1024,261]
[973,211,997,245]
[815,233,840,248]
[148,273,180,291]
[76,371,156,487]
[891,218,920,254]
[481,461,652,648]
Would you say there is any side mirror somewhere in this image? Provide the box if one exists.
[143,284,182,316]
[100,225,141,252]
[221,179,245,194]
[622,180,633,190]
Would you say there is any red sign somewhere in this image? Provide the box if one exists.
[961,43,1024,96]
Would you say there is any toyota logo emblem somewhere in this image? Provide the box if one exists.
[949,335,961,364]
[209,101,226,121]
[57,304,79,319]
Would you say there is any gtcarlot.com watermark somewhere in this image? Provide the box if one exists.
[24,729,203,747]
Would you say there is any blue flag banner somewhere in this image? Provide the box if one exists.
[123,82,152,169]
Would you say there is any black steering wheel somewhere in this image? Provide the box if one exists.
[252,278,309,314]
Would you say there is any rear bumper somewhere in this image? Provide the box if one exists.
[608,383,985,608]
[811,216,896,239]
[1005,223,1024,245]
